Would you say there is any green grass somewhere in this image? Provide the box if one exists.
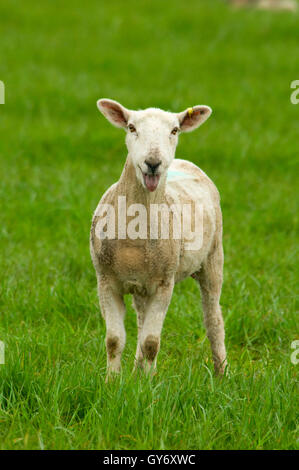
[0,0,298,450]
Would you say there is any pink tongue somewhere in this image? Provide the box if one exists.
[144,174,160,192]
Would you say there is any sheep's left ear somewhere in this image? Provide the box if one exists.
[97,99,130,129]
[177,105,212,132]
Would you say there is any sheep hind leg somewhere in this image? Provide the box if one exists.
[195,241,227,375]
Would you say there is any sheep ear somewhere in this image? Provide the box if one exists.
[97,99,130,128]
[178,105,212,133]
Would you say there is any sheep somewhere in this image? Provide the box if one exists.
[229,0,297,10]
[90,99,227,380]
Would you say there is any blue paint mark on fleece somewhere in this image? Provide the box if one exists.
[166,170,194,181]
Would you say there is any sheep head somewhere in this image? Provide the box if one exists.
[97,99,212,192]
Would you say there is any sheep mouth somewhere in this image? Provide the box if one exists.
[143,173,160,192]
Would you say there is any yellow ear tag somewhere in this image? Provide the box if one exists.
[187,107,193,118]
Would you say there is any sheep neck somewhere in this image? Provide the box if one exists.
[116,156,167,209]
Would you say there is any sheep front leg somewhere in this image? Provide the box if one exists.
[97,277,126,381]
[139,279,174,374]
[132,295,146,370]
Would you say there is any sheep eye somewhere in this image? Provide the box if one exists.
[171,127,179,135]
[128,124,136,133]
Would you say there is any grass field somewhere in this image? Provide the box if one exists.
[0,0,298,450]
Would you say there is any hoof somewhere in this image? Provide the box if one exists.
[214,360,228,377]
[105,369,120,383]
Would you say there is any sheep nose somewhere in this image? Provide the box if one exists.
[145,160,161,174]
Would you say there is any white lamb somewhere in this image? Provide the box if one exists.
[90,99,227,380]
